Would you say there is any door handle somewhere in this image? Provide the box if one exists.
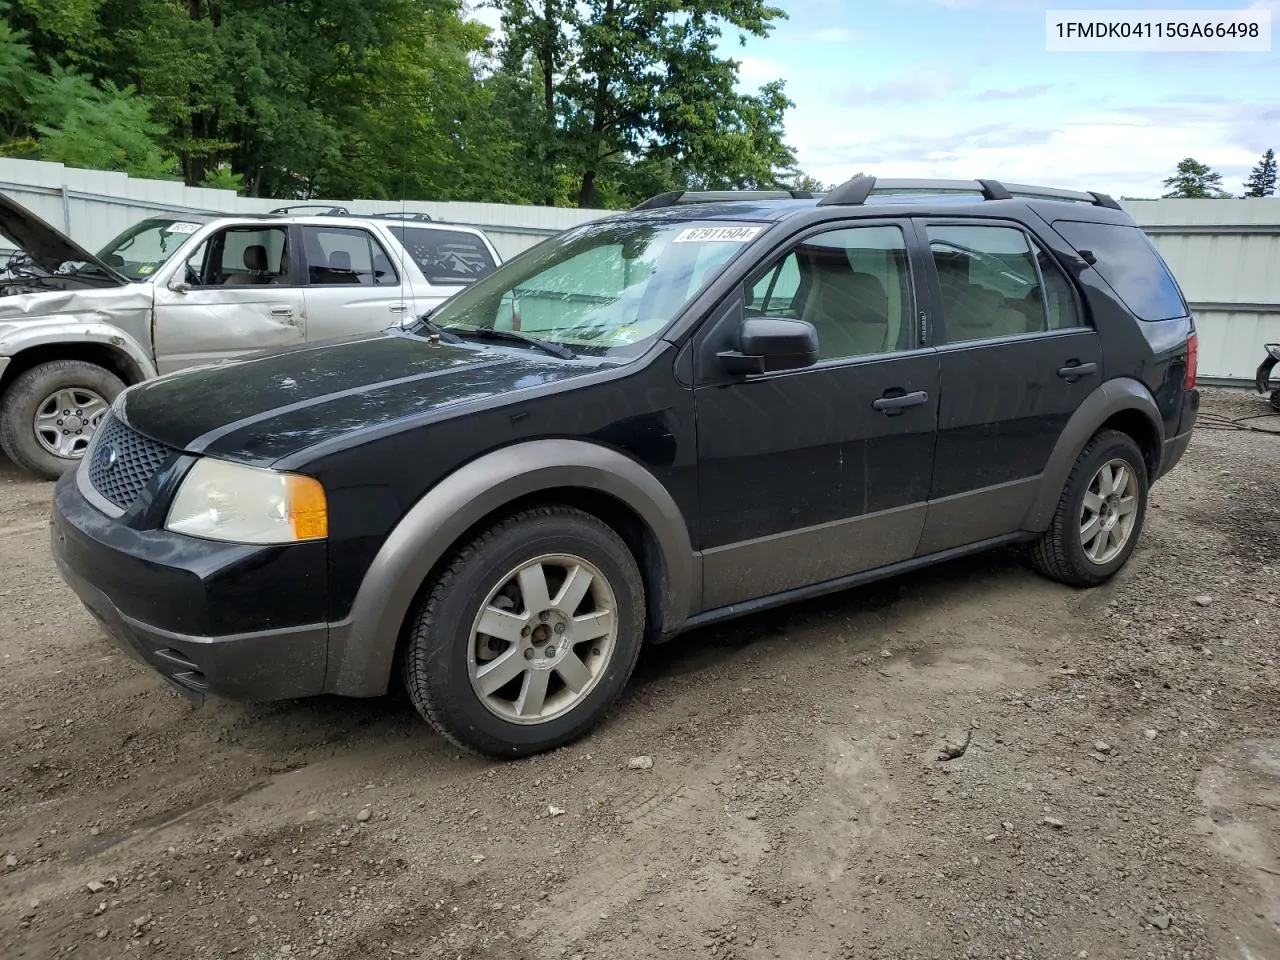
[389,303,408,314]
[1057,361,1098,382]
[270,306,294,318]
[872,390,929,413]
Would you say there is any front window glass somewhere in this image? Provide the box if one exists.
[96,218,204,280]
[428,219,764,358]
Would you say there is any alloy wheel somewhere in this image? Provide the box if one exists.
[467,554,618,724]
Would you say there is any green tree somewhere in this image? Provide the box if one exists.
[1161,157,1229,199]
[495,0,797,208]
[787,171,828,193]
[0,3,173,176]
[1242,148,1277,198]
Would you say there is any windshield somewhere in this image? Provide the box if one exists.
[95,218,204,280]
[426,218,766,358]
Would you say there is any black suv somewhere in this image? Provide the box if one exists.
[50,176,1199,757]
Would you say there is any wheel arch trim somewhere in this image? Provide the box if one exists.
[323,439,695,697]
[1022,377,1164,532]
[0,323,157,386]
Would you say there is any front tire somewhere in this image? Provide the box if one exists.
[401,506,645,758]
[0,360,123,480]
[1029,430,1149,587]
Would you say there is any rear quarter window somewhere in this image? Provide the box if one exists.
[388,227,496,284]
[1051,220,1187,322]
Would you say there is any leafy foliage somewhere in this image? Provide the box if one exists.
[1241,148,1277,198]
[0,0,798,207]
[1161,157,1229,199]
[495,0,797,207]
[0,4,174,176]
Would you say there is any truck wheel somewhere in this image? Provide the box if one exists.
[401,506,645,758]
[0,360,124,480]
[1270,388,1280,412]
[1029,430,1149,588]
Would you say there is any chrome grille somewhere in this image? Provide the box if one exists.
[87,416,174,510]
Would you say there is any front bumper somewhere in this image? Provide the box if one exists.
[50,471,330,702]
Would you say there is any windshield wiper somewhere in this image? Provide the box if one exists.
[404,311,463,343]
[445,326,576,360]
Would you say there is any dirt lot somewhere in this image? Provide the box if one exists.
[2,390,1279,960]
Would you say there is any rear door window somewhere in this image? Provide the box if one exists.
[300,226,398,286]
[387,226,496,284]
[1051,220,1187,322]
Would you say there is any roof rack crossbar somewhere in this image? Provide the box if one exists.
[268,204,350,216]
[817,176,1120,208]
[369,211,434,222]
[631,188,818,211]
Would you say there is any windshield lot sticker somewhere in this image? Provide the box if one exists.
[135,264,156,275]
[165,222,201,234]
[673,226,762,243]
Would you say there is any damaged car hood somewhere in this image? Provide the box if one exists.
[0,192,129,292]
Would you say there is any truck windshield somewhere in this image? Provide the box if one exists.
[426,219,766,359]
[95,218,205,281]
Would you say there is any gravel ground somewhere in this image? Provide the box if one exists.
[1,389,1278,960]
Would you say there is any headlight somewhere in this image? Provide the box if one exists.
[166,459,327,543]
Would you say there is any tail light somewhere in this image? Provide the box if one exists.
[1184,332,1198,390]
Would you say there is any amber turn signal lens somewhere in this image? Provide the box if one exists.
[285,474,328,540]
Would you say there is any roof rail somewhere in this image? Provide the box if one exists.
[631,188,816,211]
[369,211,434,223]
[268,204,350,216]
[817,176,1120,208]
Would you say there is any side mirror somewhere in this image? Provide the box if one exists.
[169,280,191,294]
[717,317,818,375]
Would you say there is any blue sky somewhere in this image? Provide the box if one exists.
[468,0,1280,199]
[726,0,1280,197]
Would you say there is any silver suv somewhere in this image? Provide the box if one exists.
[0,197,502,479]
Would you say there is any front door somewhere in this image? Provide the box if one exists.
[913,218,1104,554]
[694,220,940,610]
[152,222,305,373]
[297,225,413,340]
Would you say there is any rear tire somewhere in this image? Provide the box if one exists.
[0,360,124,480]
[1029,430,1149,587]
[1270,388,1280,413]
[400,506,645,758]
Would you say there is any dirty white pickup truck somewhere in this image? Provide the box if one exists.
[0,196,502,478]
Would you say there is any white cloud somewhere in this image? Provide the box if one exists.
[843,66,968,104]
[786,104,1261,198]
[736,56,789,85]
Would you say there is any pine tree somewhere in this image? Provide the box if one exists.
[1161,157,1229,198]
[1242,148,1277,198]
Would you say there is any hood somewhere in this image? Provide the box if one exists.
[117,330,600,463]
[0,192,128,289]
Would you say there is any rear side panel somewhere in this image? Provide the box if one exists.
[1032,211,1196,445]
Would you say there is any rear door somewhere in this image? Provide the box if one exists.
[694,219,940,609]
[913,217,1102,554]
[151,222,305,373]
[299,224,412,340]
